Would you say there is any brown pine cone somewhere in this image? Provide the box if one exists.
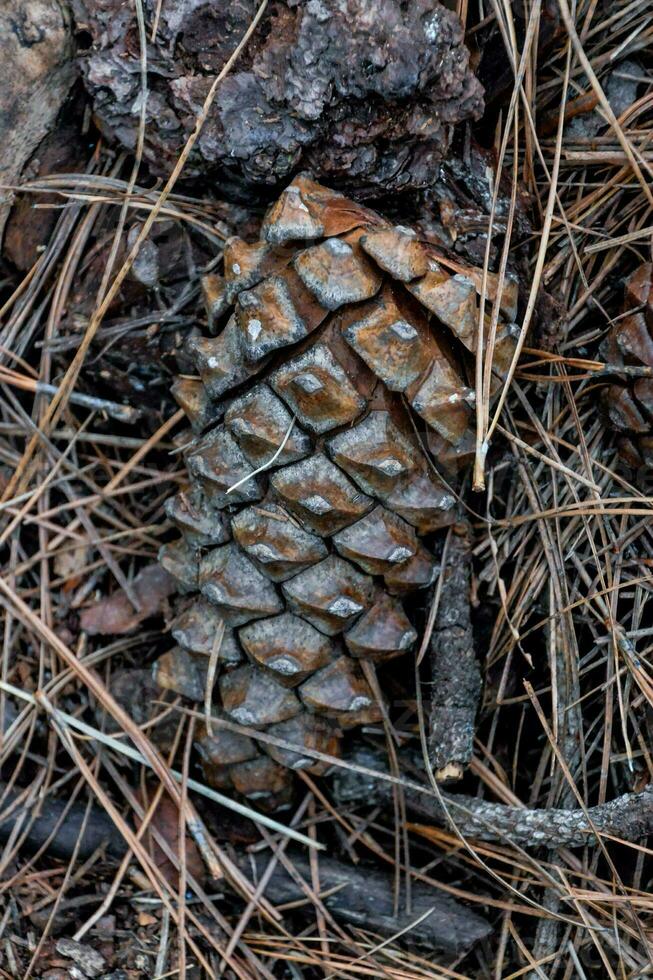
[602,263,653,468]
[154,175,519,808]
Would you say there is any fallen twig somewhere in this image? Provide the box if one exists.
[334,748,653,848]
[0,782,125,861]
[429,523,482,781]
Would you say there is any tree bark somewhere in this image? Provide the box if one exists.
[0,0,75,245]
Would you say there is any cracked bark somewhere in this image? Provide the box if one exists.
[74,0,483,196]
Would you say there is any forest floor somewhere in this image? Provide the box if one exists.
[0,0,652,977]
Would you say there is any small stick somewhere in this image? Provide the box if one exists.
[0,782,125,861]
[0,367,141,423]
[333,747,653,848]
[429,522,482,781]
[34,382,142,424]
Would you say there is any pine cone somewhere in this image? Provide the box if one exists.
[154,175,519,807]
[602,263,653,468]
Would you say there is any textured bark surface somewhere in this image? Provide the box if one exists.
[333,749,653,848]
[429,523,481,779]
[410,784,653,848]
[3,99,86,271]
[233,849,492,953]
[73,0,483,196]
[0,0,75,245]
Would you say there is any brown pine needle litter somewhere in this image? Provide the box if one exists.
[1,0,652,976]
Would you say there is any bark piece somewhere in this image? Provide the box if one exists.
[56,939,105,978]
[234,850,491,954]
[0,784,126,861]
[4,101,86,270]
[410,784,653,849]
[0,0,75,245]
[76,1,483,194]
[333,747,653,848]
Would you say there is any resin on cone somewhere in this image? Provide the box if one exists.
[154,175,519,807]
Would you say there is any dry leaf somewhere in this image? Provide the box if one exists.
[80,564,176,636]
[142,793,205,889]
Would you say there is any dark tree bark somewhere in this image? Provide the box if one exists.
[0,784,125,861]
[74,0,483,197]
[232,849,491,954]
[0,0,75,248]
